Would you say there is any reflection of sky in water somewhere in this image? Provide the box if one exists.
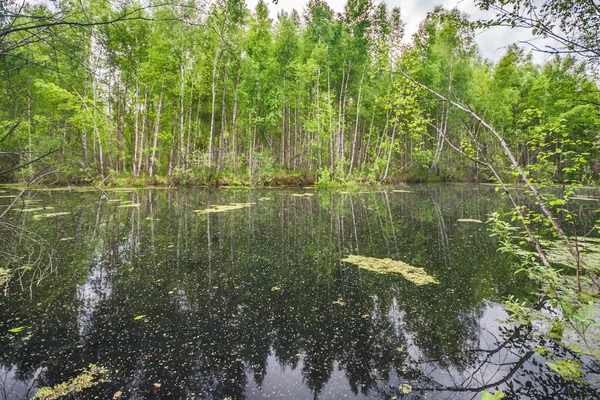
[0,185,598,399]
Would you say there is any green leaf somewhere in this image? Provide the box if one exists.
[133,315,145,321]
[8,326,28,333]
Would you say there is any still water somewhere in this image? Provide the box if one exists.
[0,184,598,399]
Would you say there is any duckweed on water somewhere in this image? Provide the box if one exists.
[33,364,107,400]
[194,203,254,214]
[342,255,439,285]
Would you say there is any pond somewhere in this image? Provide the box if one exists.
[0,184,598,399]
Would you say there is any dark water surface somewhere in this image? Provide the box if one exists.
[0,184,598,399]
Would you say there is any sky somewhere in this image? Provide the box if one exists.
[246,0,558,64]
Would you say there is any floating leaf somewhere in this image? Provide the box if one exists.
[8,326,28,333]
[133,315,145,321]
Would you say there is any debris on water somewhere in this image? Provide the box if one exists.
[332,297,346,306]
[342,255,439,285]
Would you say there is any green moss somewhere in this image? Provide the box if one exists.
[342,255,439,286]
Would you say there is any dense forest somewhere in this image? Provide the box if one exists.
[1,0,599,185]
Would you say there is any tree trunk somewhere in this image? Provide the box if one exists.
[149,87,163,177]
[348,65,366,177]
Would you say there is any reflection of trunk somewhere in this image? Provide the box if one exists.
[382,190,398,249]
[349,196,359,252]
[430,191,449,266]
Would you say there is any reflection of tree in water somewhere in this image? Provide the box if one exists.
[0,186,598,399]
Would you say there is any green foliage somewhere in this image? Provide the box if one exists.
[481,391,505,400]
[1,1,598,186]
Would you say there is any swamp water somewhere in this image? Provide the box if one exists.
[0,184,599,399]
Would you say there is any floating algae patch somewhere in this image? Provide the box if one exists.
[33,212,71,219]
[457,218,483,223]
[194,203,254,214]
[341,255,439,286]
[33,364,107,400]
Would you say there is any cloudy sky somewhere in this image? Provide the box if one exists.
[246,0,557,63]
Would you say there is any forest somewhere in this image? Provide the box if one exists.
[1,0,598,186]
[2,1,600,398]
